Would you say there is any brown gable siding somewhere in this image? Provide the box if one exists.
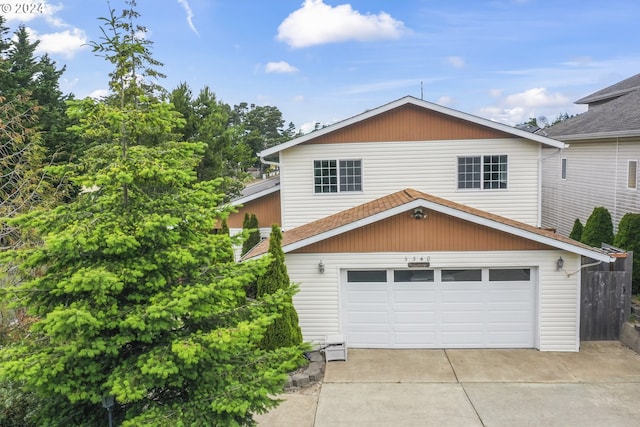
[227,191,281,228]
[291,208,552,253]
[308,104,513,144]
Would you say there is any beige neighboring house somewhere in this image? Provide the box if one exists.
[230,96,616,352]
[542,73,640,235]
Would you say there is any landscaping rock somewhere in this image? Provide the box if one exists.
[285,350,326,392]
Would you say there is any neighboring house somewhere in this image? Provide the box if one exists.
[541,73,640,235]
[233,96,616,352]
[227,176,281,235]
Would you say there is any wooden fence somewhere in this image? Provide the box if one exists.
[580,252,633,341]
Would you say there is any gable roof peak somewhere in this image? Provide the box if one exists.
[259,96,566,158]
[243,188,613,262]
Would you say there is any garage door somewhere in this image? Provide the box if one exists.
[342,268,535,348]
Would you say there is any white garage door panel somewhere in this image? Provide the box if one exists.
[343,268,536,348]
[348,332,391,347]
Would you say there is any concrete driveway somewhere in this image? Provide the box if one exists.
[256,341,640,426]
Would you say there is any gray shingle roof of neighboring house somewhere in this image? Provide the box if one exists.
[238,175,280,198]
[575,73,640,105]
[230,175,280,206]
[545,73,640,139]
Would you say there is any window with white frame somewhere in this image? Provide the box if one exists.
[314,159,362,193]
[628,160,637,189]
[561,158,567,180]
[457,155,508,190]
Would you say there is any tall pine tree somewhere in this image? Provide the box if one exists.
[0,2,304,425]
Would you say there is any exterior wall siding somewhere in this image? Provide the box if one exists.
[541,137,640,235]
[291,208,552,253]
[286,250,580,352]
[280,138,541,229]
[308,104,513,144]
[227,191,281,228]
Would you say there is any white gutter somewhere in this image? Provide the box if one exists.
[554,130,640,141]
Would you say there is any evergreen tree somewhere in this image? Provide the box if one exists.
[581,206,614,248]
[220,218,230,235]
[0,3,304,425]
[0,22,77,166]
[614,213,640,294]
[257,225,303,350]
[569,218,584,241]
[169,83,252,197]
[0,94,56,250]
[242,213,261,256]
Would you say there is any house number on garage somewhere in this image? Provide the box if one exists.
[406,256,430,268]
[408,262,430,267]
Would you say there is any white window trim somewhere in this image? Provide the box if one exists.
[456,154,509,191]
[313,158,364,195]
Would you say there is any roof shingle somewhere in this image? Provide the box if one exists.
[243,188,608,260]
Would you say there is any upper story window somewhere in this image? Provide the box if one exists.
[561,158,567,180]
[314,159,362,193]
[628,160,637,190]
[457,155,508,190]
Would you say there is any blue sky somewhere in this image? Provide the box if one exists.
[4,0,640,132]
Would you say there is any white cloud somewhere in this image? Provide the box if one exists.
[177,0,199,35]
[292,95,305,103]
[6,2,88,59]
[437,95,454,106]
[446,56,465,68]
[504,87,569,108]
[479,105,531,126]
[277,0,405,48]
[88,89,109,99]
[299,121,318,134]
[265,61,299,74]
[479,87,571,125]
[29,27,88,59]
[2,1,62,24]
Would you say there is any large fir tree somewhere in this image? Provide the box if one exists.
[0,2,304,425]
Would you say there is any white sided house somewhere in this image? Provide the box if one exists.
[541,73,640,235]
[237,96,617,352]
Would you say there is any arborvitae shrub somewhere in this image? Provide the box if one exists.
[614,213,640,294]
[569,218,583,241]
[257,225,303,350]
[581,206,614,248]
[241,213,260,255]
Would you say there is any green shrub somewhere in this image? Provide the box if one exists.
[241,213,260,255]
[569,218,583,241]
[257,225,303,350]
[614,213,640,294]
[581,206,614,247]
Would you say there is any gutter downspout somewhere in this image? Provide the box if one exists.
[260,156,280,178]
[614,137,619,232]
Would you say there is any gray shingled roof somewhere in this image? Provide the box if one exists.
[545,74,640,139]
[576,73,640,105]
